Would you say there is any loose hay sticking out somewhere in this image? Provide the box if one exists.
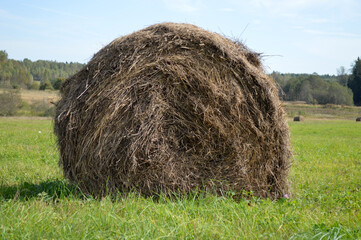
[54,23,291,199]
[293,116,304,122]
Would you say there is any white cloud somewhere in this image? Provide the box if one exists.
[307,18,331,24]
[0,8,40,23]
[22,3,89,20]
[294,36,361,60]
[219,8,234,12]
[0,9,20,20]
[249,0,324,12]
[163,0,199,13]
[231,0,361,20]
[249,0,338,12]
[304,29,361,38]
[0,8,46,29]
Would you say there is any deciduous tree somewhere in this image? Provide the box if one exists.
[337,66,348,86]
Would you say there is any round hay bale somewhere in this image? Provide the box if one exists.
[293,116,304,121]
[356,117,361,122]
[54,23,291,199]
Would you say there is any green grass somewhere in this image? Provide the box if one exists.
[0,118,360,239]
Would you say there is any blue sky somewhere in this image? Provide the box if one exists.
[1,0,360,74]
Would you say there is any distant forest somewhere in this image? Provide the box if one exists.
[270,72,354,105]
[271,56,361,106]
[0,50,84,90]
[1,50,360,106]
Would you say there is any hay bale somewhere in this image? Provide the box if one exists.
[293,116,304,121]
[356,117,361,122]
[54,23,291,199]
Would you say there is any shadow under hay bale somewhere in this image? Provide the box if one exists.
[357,117,361,122]
[293,116,304,122]
[54,23,291,199]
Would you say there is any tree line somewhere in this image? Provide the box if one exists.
[0,50,84,90]
[270,57,361,106]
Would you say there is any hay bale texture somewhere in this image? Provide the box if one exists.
[54,23,291,199]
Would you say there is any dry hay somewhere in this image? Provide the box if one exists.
[54,23,291,199]
[293,116,304,122]
[356,117,361,122]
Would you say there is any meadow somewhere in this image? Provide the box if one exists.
[0,88,59,104]
[0,117,360,239]
[0,88,58,117]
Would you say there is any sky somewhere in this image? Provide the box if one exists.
[1,0,361,75]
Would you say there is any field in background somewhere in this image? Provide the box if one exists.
[0,89,59,117]
[0,118,360,239]
[283,102,361,120]
[0,88,59,104]
[18,89,60,105]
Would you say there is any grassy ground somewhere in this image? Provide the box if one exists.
[0,118,360,239]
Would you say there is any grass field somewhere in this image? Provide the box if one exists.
[19,89,59,105]
[0,89,59,117]
[0,88,60,105]
[283,102,361,120]
[0,118,360,239]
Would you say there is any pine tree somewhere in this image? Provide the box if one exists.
[348,57,361,106]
